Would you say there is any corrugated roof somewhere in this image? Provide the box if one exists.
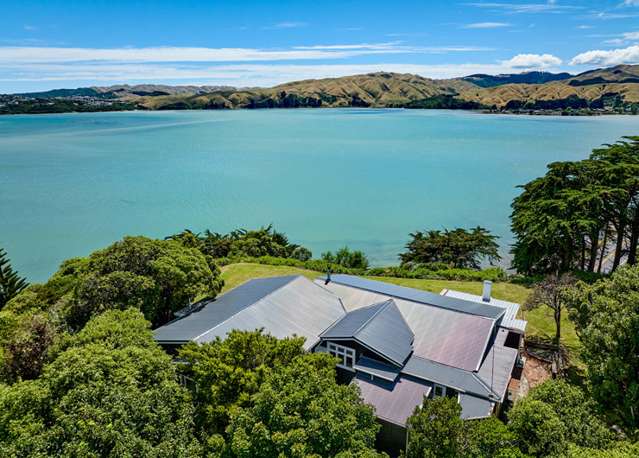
[154,275,299,344]
[401,355,498,400]
[321,299,414,366]
[325,275,505,319]
[354,373,431,426]
[154,276,345,350]
[476,328,519,400]
[354,356,401,382]
[441,289,527,333]
[317,280,496,371]
[459,394,494,420]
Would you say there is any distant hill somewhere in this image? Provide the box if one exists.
[4,64,639,114]
[18,84,236,99]
[461,71,572,88]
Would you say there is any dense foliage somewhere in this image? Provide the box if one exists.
[322,246,370,269]
[178,330,306,440]
[167,225,312,260]
[405,397,521,458]
[566,265,639,429]
[400,227,500,269]
[0,309,202,457]
[67,236,223,328]
[0,248,28,309]
[226,353,382,457]
[511,137,639,275]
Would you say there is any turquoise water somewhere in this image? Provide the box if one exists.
[2,109,639,282]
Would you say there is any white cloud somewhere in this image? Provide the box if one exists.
[0,44,492,65]
[570,44,639,65]
[501,53,562,69]
[0,62,548,88]
[576,24,593,29]
[463,22,511,29]
[466,2,580,14]
[623,0,639,5]
[265,22,308,29]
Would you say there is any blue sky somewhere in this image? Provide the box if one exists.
[2,0,639,92]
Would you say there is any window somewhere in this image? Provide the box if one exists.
[327,342,356,369]
[433,384,447,398]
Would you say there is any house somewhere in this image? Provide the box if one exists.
[153,274,526,454]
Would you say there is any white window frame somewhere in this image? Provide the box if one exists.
[433,383,447,398]
[327,342,356,370]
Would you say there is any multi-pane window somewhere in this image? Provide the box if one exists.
[327,342,356,369]
[433,383,447,397]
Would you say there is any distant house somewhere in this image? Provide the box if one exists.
[154,274,526,454]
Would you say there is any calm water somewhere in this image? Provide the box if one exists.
[2,109,639,282]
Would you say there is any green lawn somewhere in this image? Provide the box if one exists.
[220,263,580,352]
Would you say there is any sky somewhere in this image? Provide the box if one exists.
[2,0,639,92]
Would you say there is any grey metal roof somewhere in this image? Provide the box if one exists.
[325,275,505,319]
[154,276,346,350]
[354,356,401,382]
[154,275,299,344]
[321,299,414,366]
[441,289,527,333]
[353,373,431,426]
[459,394,494,420]
[476,328,519,400]
[401,355,498,400]
[317,280,496,371]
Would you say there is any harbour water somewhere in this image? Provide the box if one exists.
[2,108,638,282]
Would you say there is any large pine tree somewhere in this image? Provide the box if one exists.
[0,247,28,309]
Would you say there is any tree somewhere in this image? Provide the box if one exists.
[0,309,202,457]
[2,313,56,382]
[177,329,306,438]
[0,248,28,310]
[65,236,224,329]
[463,417,521,458]
[524,273,575,352]
[400,227,500,269]
[322,247,370,269]
[405,397,464,458]
[566,265,639,429]
[528,380,613,449]
[508,398,568,457]
[167,225,313,260]
[227,353,381,457]
[511,137,639,275]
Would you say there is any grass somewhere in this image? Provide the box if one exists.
[220,262,581,353]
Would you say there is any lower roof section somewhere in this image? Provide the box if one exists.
[459,394,494,420]
[401,355,496,399]
[354,356,401,382]
[354,373,432,427]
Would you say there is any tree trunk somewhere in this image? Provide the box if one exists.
[597,225,609,273]
[627,209,639,265]
[580,237,586,271]
[587,229,599,272]
[554,306,561,350]
[612,219,626,272]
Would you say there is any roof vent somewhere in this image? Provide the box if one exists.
[482,280,492,303]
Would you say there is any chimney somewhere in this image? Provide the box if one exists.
[482,280,492,302]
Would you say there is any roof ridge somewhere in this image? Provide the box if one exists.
[352,299,393,338]
[329,275,505,320]
[192,275,302,342]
